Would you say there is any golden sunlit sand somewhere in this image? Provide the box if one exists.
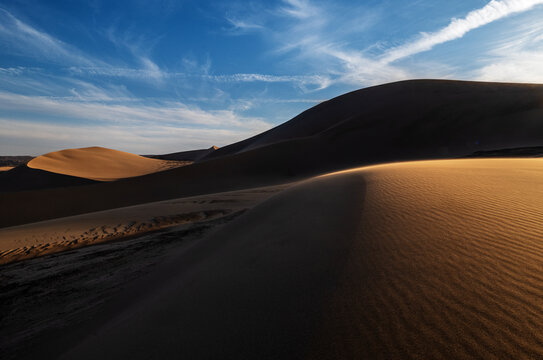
[27,146,187,181]
[46,158,543,359]
[0,166,14,171]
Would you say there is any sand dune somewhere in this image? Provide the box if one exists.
[3,80,543,228]
[0,151,296,227]
[27,146,186,181]
[145,145,218,162]
[0,183,290,265]
[0,166,13,171]
[203,80,543,162]
[0,165,97,193]
[48,158,543,359]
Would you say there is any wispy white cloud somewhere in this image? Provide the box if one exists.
[0,67,24,75]
[475,18,543,82]
[280,0,320,19]
[325,49,412,86]
[67,66,167,80]
[225,17,264,31]
[261,0,410,86]
[255,0,543,88]
[207,73,332,91]
[0,7,328,92]
[0,118,264,155]
[0,8,100,66]
[477,51,543,82]
[0,89,273,154]
[66,66,330,90]
[138,57,165,81]
[0,91,271,130]
[382,0,543,64]
[0,8,168,84]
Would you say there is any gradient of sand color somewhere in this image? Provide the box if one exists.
[57,158,543,359]
[0,183,290,265]
[27,146,186,181]
[0,166,14,171]
[311,159,543,359]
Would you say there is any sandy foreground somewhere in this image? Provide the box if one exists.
[0,183,291,265]
[3,158,543,359]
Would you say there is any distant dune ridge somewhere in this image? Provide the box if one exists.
[2,79,543,228]
[0,156,33,168]
[27,146,186,181]
[0,146,187,193]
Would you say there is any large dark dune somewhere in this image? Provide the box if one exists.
[144,146,218,161]
[202,79,543,162]
[2,79,543,227]
[0,166,96,193]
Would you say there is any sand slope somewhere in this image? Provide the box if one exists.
[203,80,543,161]
[0,165,97,193]
[27,146,184,181]
[51,158,543,359]
[145,146,218,162]
[0,183,291,264]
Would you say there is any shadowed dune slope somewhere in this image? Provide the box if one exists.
[3,80,543,227]
[27,146,183,181]
[144,146,218,161]
[468,145,543,157]
[52,159,543,360]
[0,165,97,193]
[202,79,543,162]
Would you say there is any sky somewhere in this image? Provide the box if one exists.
[1,0,543,155]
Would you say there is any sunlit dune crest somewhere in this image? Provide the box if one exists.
[309,158,543,358]
[27,146,186,181]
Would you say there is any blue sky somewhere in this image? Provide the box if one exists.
[1,0,543,155]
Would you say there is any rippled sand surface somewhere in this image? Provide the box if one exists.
[313,159,543,359]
